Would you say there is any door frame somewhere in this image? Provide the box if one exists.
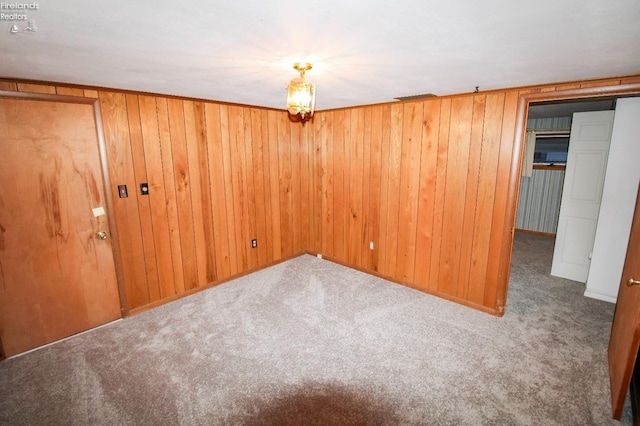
[497,82,640,309]
[0,90,127,359]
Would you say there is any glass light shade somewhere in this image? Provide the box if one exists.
[287,78,316,118]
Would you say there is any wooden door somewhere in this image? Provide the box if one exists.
[609,183,640,419]
[551,110,614,282]
[0,96,122,358]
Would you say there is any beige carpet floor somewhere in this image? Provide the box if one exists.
[0,232,632,425]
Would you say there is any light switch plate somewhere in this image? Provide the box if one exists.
[92,207,106,217]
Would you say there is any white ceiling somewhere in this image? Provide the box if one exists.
[2,0,639,111]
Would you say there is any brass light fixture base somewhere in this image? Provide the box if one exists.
[293,63,312,76]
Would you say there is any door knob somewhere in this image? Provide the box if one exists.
[627,277,640,287]
[97,231,108,240]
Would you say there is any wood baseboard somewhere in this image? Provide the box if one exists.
[126,252,309,317]
[515,229,556,238]
[305,251,503,317]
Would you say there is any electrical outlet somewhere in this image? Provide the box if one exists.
[370,241,375,250]
[251,239,257,248]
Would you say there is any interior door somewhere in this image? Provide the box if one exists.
[0,96,122,358]
[551,110,614,282]
[609,184,640,419]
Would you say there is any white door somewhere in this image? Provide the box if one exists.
[551,110,615,282]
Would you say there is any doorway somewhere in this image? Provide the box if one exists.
[0,92,123,358]
[507,83,640,422]
[515,98,617,239]
[517,100,618,286]
[509,84,640,294]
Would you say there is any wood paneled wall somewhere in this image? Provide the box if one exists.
[308,94,518,313]
[0,80,312,312]
[308,75,640,315]
[2,75,639,316]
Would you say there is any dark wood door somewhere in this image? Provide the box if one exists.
[0,97,121,358]
[609,184,640,419]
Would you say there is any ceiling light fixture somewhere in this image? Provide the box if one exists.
[287,63,316,123]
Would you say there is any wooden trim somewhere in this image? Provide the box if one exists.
[93,101,130,316]
[126,251,307,317]
[0,78,285,113]
[533,164,566,171]
[315,75,640,113]
[520,83,640,104]
[4,75,638,115]
[0,89,96,104]
[515,229,556,238]
[309,251,502,316]
[500,81,640,314]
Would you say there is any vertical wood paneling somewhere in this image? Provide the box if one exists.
[458,95,486,299]
[301,125,313,253]
[438,97,474,295]
[227,106,248,272]
[194,102,221,282]
[183,101,213,286]
[156,99,185,295]
[167,99,198,291]
[243,108,259,269]
[290,121,303,254]
[348,109,365,266]
[367,106,385,271]
[468,93,505,305]
[125,93,158,304]
[377,105,392,274]
[138,96,176,299]
[250,109,268,266]
[98,91,143,310]
[414,100,441,287]
[321,113,335,258]
[259,110,275,263]
[218,105,239,276]
[267,110,282,261]
[341,110,352,263]
[6,76,638,316]
[332,111,347,260]
[428,99,452,290]
[396,102,423,282]
[485,90,519,309]
[277,113,294,258]
[312,115,324,255]
[360,107,373,269]
[383,104,403,277]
